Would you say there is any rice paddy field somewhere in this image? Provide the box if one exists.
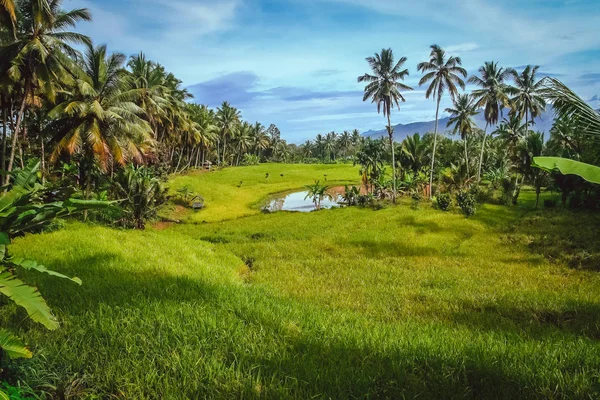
[4,164,600,399]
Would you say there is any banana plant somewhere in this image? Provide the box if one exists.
[0,160,110,374]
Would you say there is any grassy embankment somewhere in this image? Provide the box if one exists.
[4,163,600,399]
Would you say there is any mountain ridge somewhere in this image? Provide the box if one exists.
[362,108,556,141]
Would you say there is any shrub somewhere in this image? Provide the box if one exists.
[544,199,557,208]
[436,193,452,211]
[342,185,360,206]
[242,154,260,166]
[112,165,167,229]
[456,190,476,217]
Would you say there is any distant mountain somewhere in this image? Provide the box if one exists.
[363,108,556,141]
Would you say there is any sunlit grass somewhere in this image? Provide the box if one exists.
[166,163,359,222]
[4,165,600,399]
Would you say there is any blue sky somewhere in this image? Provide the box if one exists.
[67,0,600,142]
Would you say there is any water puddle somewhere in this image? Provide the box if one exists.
[264,189,343,212]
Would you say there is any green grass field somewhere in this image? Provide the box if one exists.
[4,164,600,399]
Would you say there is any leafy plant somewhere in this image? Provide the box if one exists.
[112,165,167,229]
[456,190,476,217]
[304,181,333,210]
[532,157,600,185]
[0,161,109,398]
[342,185,360,206]
[242,154,260,166]
[436,193,452,211]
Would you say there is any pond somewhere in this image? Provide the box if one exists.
[264,189,343,212]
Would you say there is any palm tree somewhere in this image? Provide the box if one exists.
[338,130,352,159]
[314,133,325,161]
[48,43,153,194]
[235,121,253,165]
[0,0,16,34]
[417,44,467,197]
[509,65,546,127]
[304,180,332,210]
[351,129,361,146]
[324,131,337,161]
[301,140,313,158]
[400,133,429,176]
[494,114,529,197]
[216,101,240,165]
[468,61,514,182]
[445,94,479,177]
[518,131,545,208]
[358,48,412,202]
[547,116,580,159]
[250,122,269,157]
[0,0,91,183]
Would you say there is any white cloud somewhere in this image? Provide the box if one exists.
[446,43,479,53]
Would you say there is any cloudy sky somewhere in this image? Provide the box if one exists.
[67,0,600,142]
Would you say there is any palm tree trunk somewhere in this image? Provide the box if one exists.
[387,112,397,203]
[464,135,469,178]
[1,107,7,172]
[5,94,28,185]
[429,98,441,198]
[477,122,489,182]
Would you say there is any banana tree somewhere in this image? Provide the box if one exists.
[0,160,110,387]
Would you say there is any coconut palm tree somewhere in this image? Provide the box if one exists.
[358,48,412,202]
[324,131,337,161]
[509,65,546,127]
[216,101,240,165]
[48,43,153,194]
[235,121,253,165]
[468,61,514,182]
[338,130,352,159]
[445,94,479,176]
[251,122,269,157]
[0,0,91,183]
[417,44,467,197]
[400,133,429,176]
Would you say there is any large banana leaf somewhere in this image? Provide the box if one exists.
[10,258,82,285]
[0,329,32,359]
[0,270,59,330]
[532,157,600,184]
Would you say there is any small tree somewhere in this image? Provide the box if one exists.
[304,181,332,210]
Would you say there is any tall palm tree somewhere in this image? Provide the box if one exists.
[338,130,352,159]
[48,43,153,194]
[509,65,546,127]
[235,121,253,165]
[417,44,467,197]
[215,101,240,165]
[0,0,91,183]
[445,94,479,176]
[324,131,337,161]
[351,129,361,147]
[315,133,325,161]
[468,61,513,182]
[251,122,269,157]
[358,48,412,202]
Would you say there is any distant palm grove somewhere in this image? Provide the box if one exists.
[0,0,599,399]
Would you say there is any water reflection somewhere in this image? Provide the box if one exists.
[264,190,342,212]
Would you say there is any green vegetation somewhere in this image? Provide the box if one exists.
[1,166,598,399]
[167,163,358,222]
[1,2,599,398]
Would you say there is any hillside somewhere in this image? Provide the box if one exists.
[363,108,555,141]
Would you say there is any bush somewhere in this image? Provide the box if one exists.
[436,193,452,211]
[242,154,260,166]
[112,165,167,229]
[456,190,476,217]
[544,199,557,208]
